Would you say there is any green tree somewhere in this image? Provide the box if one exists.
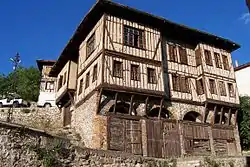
[8,67,40,102]
[0,74,9,97]
[238,96,250,150]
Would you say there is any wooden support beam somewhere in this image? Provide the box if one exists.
[212,105,217,125]
[68,92,75,106]
[129,95,134,115]
[227,108,232,125]
[203,102,208,123]
[95,88,103,114]
[158,98,164,119]
[152,38,161,60]
[235,109,238,126]
[113,92,118,113]
[219,106,224,125]
[145,97,149,115]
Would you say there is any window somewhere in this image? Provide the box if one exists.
[131,64,140,81]
[123,26,144,49]
[113,61,123,78]
[169,45,178,62]
[85,72,90,89]
[219,81,226,96]
[172,74,180,91]
[204,50,213,66]
[195,49,202,66]
[172,74,189,93]
[86,33,95,57]
[58,75,63,90]
[196,79,204,95]
[209,79,217,94]
[147,68,156,84]
[79,79,83,95]
[63,72,67,85]
[228,83,235,97]
[222,55,229,70]
[93,64,98,82]
[179,46,188,65]
[46,81,55,91]
[180,76,190,93]
[214,52,222,68]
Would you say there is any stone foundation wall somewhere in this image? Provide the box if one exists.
[0,121,248,167]
[71,91,108,149]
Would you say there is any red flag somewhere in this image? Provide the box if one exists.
[246,0,250,12]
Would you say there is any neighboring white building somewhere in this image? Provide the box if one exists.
[36,60,57,108]
[235,62,250,96]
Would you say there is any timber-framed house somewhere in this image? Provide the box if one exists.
[50,0,241,158]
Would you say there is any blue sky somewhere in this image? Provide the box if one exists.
[0,0,249,74]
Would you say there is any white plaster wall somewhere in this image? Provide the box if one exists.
[235,66,250,96]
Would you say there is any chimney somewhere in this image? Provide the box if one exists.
[235,60,239,67]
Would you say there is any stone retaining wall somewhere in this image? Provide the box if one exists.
[0,120,248,167]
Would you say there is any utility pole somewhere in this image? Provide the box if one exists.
[7,52,21,122]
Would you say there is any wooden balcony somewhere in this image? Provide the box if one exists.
[56,61,77,104]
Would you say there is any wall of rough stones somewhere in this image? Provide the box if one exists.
[0,121,248,167]
[0,107,63,133]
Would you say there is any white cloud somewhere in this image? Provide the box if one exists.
[240,13,250,24]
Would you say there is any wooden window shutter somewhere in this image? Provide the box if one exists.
[79,79,83,95]
[196,79,204,95]
[219,81,226,96]
[204,50,213,66]
[209,79,217,95]
[185,77,190,93]
[85,72,90,89]
[93,64,98,82]
[169,45,178,62]
[179,47,188,65]
[214,52,222,68]
[172,74,180,91]
[195,48,202,66]
[222,55,230,70]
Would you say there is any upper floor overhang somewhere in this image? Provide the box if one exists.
[50,0,240,77]
[36,59,56,72]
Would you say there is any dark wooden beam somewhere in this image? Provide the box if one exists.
[145,96,149,115]
[95,88,103,114]
[158,98,164,119]
[227,108,232,125]
[212,105,217,125]
[113,92,118,113]
[152,38,161,60]
[235,109,238,126]
[203,102,208,123]
[129,95,134,115]
[219,106,224,124]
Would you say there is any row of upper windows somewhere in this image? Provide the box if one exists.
[196,78,235,97]
[112,60,157,84]
[78,64,98,95]
[171,74,235,97]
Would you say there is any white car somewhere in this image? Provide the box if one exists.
[0,98,29,108]
[37,92,56,108]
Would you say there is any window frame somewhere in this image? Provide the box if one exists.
[168,44,178,62]
[131,64,140,81]
[179,46,188,65]
[147,68,157,84]
[222,55,230,70]
[86,32,96,58]
[92,64,98,82]
[204,50,213,66]
[113,60,123,78]
[123,25,145,49]
[78,78,83,95]
[219,81,227,96]
[209,79,217,95]
[85,72,90,89]
[228,83,235,97]
[214,52,222,69]
[196,78,204,95]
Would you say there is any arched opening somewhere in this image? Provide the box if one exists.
[183,111,202,122]
[109,102,136,115]
[147,107,171,119]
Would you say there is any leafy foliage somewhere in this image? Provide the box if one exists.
[0,66,40,102]
[238,96,250,150]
